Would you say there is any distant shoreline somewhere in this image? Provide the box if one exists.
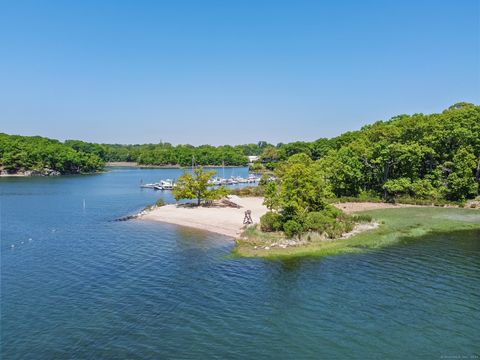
[106,162,249,169]
[0,173,27,177]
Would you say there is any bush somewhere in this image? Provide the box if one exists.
[229,186,265,197]
[351,214,372,222]
[325,221,354,239]
[283,220,304,238]
[304,211,336,232]
[358,190,381,201]
[325,220,353,239]
[322,205,343,219]
[300,206,357,239]
[260,212,283,232]
[249,162,265,172]
[155,198,166,207]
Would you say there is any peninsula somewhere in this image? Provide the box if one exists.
[141,196,267,238]
[139,195,480,258]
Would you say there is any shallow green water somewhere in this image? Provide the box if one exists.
[1,168,479,359]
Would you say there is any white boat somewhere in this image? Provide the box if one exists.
[235,176,248,183]
[142,179,175,190]
[159,179,175,190]
[208,177,223,186]
[141,183,160,189]
[247,175,259,183]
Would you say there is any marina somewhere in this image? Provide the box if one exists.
[140,174,263,190]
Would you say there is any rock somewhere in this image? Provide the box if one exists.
[114,214,139,221]
[16,168,62,177]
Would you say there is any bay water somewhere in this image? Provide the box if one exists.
[1,167,479,359]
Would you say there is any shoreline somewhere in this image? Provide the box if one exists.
[106,162,248,169]
[140,196,267,239]
[0,170,104,178]
[233,207,480,258]
[136,198,480,259]
[138,200,460,240]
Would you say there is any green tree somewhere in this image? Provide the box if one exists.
[444,147,478,200]
[263,181,279,210]
[172,167,228,206]
[316,147,364,197]
[265,154,332,221]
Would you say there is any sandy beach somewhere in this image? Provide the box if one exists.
[140,199,426,239]
[141,196,268,238]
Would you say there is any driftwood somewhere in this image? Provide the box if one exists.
[220,198,241,208]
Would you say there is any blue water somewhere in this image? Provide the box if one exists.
[1,168,479,359]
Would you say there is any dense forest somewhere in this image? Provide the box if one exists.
[61,140,269,166]
[256,102,480,239]
[261,102,479,204]
[0,134,104,175]
[1,103,479,200]
[63,140,271,166]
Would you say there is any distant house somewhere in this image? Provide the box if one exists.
[248,156,259,164]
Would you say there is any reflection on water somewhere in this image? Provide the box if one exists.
[1,168,479,359]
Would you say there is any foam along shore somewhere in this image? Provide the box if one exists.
[140,196,268,238]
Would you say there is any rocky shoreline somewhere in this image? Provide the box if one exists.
[0,168,61,177]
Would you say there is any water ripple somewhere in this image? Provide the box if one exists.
[2,171,479,359]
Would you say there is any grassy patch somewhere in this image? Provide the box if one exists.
[233,207,480,259]
[229,186,264,197]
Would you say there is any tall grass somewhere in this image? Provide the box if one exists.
[229,186,264,197]
[234,207,480,259]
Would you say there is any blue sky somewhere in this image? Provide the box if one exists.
[1,0,479,145]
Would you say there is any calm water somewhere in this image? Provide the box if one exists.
[1,168,479,359]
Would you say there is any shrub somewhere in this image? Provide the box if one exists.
[265,162,277,171]
[351,214,372,222]
[283,219,304,238]
[249,162,265,172]
[358,190,381,201]
[155,198,166,207]
[229,186,265,197]
[325,220,354,239]
[304,211,335,232]
[323,205,343,219]
[260,212,283,232]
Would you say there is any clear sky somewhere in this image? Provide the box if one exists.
[1,0,479,145]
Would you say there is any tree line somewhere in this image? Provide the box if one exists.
[257,102,479,239]
[0,133,104,175]
[2,102,479,196]
[259,103,479,207]
[64,141,267,167]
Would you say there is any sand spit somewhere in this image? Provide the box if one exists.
[140,196,268,238]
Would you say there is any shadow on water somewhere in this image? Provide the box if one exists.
[397,228,480,250]
[276,257,307,272]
